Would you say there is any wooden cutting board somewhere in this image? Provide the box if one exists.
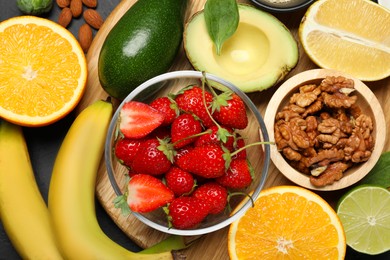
[75,0,390,259]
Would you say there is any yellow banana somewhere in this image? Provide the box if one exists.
[0,119,63,260]
[48,100,174,259]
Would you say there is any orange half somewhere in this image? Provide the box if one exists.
[228,185,346,260]
[0,16,87,127]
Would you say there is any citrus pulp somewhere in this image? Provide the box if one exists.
[0,16,87,127]
[299,0,390,81]
[337,185,390,255]
[228,185,346,259]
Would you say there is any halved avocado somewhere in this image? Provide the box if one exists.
[184,4,298,92]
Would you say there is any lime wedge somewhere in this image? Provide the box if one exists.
[337,185,390,255]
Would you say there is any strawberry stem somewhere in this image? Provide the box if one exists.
[223,141,274,170]
[157,137,176,163]
[171,129,212,147]
[168,96,180,117]
[230,141,275,157]
[203,73,219,97]
[163,206,173,229]
[200,72,234,145]
[201,73,220,127]
[113,192,131,216]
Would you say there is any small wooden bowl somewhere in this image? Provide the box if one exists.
[264,69,386,191]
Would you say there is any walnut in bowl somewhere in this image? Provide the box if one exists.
[264,69,386,191]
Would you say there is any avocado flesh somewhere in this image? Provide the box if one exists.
[184,4,298,93]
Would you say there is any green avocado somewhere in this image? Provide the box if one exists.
[98,0,187,100]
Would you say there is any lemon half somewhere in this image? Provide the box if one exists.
[299,0,390,81]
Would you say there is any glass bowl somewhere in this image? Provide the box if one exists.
[105,70,271,236]
[250,0,316,13]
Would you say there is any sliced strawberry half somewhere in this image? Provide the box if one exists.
[127,174,174,213]
[119,101,165,139]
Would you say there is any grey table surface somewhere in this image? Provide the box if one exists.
[0,0,389,259]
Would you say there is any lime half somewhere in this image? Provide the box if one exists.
[337,185,390,255]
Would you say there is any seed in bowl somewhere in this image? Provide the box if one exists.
[113,83,268,229]
[274,76,375,187]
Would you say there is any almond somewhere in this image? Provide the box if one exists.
[78,23,93,53]
[81,0,97,8]
[56,0,70,8]
[83,9,104,30]
[58,7,72,28]
[70,0,83,18]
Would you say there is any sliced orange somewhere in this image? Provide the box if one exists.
[228,186,346,260]
[299,0,390,81]
[0,16,87,127]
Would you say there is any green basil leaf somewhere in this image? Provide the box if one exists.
[359,151,390,188]
[204,0,239,55]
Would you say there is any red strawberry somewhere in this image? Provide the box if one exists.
[131,138,172,175]
[149,126,171,140]
[114,138,144,167]
[231,136,247,160]
[194,125,234,151]
[165,167,195,197]
[171,113,202,149]
[150,97,178,126]
[216,159,253,189]
[178,144,226,178]
[212,92,248,129]
[167,196,210,229]
[193,182,228,214]
[119,101,165,139]
[127,174,174,213]
[175,86,214,128]
[174,146,194,170]
[127,167,138,178]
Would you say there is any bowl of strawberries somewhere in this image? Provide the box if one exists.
[105,70,271,236]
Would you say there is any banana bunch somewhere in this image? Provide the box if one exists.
[0,119,63,259]
[1,100,186,259]
[48,100,180,259]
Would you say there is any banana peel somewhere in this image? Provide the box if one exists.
[0,119,63,259]
[48,100,188,259]
[0,99,190,259]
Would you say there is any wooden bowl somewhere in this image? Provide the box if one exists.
[264,69,386,191]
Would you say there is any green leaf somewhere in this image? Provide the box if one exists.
[157,137,176,163]
[359,151,390,188]
[217,127,231,143]
[211,91,233,113]
[222,146,232,170]
[113,194,131,216]
[204,0,239,55]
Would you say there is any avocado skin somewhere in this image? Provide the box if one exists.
[98,0,187,100]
